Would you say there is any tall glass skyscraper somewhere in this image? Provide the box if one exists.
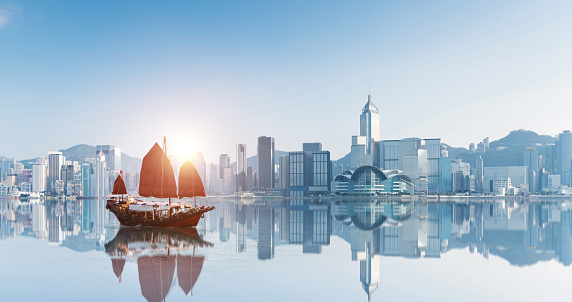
[557,130,572,185]
[359,94,380,155]
[257,136,275,189]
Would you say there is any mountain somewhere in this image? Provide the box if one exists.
[21,144,143,173]
[331,130,554,171]
[456,130,556,167]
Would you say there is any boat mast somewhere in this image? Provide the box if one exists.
[164,137,172,209]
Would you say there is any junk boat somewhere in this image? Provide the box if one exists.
[106,138,215,227]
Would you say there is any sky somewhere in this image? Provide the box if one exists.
[1,0,571,163]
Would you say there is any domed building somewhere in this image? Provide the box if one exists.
[332,166,413,195]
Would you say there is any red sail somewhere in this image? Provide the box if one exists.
[177,255,205,296]
[138,143,178,198]
[112,175,127,195]
[178,159,206,198]
[138,255,176,302]
[111,258,126,280]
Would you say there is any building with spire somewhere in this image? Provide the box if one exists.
[360,94,380,155]
[351,95,381,170]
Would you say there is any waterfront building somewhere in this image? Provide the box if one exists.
[246,167,256,191]
[80,163,93,197]
[475,156,484,193]
[287,143,331,197]
[556,130,572,186]
[279,155,288,190]
[219,154,230,179]
[192,152,206,184]
[484,166,528,192]
[95,151,108,198]
[32,163,47,192]
[257,136,275,189]
[237,144,247,174]
[331,166,413,195]
[378,138,442,193]
[47,152,64,193]
[438,157,452,193]
[95,145,121,172]
[237,144,247,192]
[208,163,218,194]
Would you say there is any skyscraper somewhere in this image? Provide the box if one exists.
[95,145,121,172]
[360,94,380,155]
[258,136,275,189]
[95,151,108,197]
[237,144,247,192]
[219,154,230,179]
[47,152,64,193]
[81,162,93,197]
[208,163,218,194]
[192,152,206,184]
[475,156,484,193]
[32,163,46,192]
[557,130,572,186]
[237,144,247,174]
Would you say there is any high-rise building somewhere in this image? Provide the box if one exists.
[359,94,380,155]
[219,154,230,179]
[192,152,206,185]
[475,156,484,193]
[257,136,275,189]
[95,151,108,197]
[279,155,289,190]
[379,138,442,193]
[438,157,452,193]
[208,164,218,194]
[524,147,539,171]
[483,137,490,150]
[236,144,247,192]
[237,144,247,174]
[556,130,572,186]
[81,163,93,197]
[287,143,331,197]
[95,145,121,172]
[32,163,47,192]
[47,152,64,193]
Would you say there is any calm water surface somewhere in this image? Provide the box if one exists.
[1,197,571,302]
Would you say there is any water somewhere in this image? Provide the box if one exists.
[1,197,571,302]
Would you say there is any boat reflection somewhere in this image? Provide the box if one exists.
[104,227,213,302]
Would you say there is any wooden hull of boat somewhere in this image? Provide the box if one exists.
[106,201,214,227]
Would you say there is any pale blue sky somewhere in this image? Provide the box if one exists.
[1,0,571,162]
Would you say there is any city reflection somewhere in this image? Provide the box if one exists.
[1,197,571,301]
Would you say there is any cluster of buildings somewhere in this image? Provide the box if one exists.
[0,145,131,198]
[2,95,572,196]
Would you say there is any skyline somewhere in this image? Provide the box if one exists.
[2,0,572,163]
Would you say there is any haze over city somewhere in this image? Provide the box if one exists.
[2,0,572,163]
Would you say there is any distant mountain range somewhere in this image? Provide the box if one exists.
[13,129,559,174]
[21,144,143,173]
[455,130,556,167]
[332,129,557,170]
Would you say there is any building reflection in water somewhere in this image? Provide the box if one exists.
[1,196,571,301]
